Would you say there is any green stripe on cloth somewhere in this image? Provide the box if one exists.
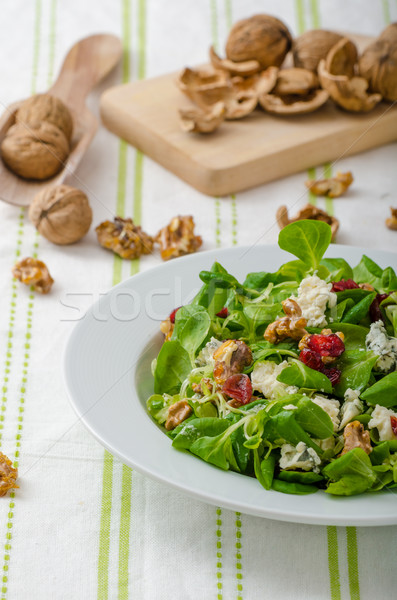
[0,211,24,447]
[235,512,243,600]
[346,527,361,600]
[97,1,133,597]
[231,195,238,246]
[382,0,391,24]
[118,465,132,600]
[1,2,44,597]
[327,526,341,600]
[295,0,305,37]
[216,507,223,599]
[118,1,147,597]
[97,450,114,600]
[310,0,333,216]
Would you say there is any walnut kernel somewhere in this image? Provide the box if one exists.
[0,452,18,497]
[264,299,308,344]
[156,215,202,261]
[386,207,397,230]
[96,217,153,259]
[341,421,372,456]
[12,257,54,294]
[165,400,192,430]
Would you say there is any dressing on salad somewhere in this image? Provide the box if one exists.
[147,220,397,496]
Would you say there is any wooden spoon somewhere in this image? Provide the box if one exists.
[0,34,122,207]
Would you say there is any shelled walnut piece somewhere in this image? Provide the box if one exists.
[304,171,353,198]
[1,121,69,180]
[12,257,54,294]
[165,400,192,430]
[277,203,340,241]
[156,215,202,261]
[0,452,18,497]
[95,217,153,259]
[264,299,308,344]
[341,421,372,456]
[29,185,92,245]
[386,207,397,231]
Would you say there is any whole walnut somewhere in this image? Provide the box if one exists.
[225,14,292,69]
[16,93,73,141]
[28,185,92,245]
[359,23,397,101]
[293,29,344,72]
[1,121,69,180]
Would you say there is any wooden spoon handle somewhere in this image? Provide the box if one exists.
[49,34,123,112]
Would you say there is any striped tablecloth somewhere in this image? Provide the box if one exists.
[0,1,396,599]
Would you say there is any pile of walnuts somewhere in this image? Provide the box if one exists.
[177,15,397,133]
[1,94,73,180]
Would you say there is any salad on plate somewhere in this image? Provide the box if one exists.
[147,220,397,496]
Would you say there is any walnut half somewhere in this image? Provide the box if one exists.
[386,207,397,231]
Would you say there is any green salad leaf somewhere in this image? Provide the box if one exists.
[278,220,332,271]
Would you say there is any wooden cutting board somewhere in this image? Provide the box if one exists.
[100,34,397,197]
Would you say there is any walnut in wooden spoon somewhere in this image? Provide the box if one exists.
[0,34,122,207]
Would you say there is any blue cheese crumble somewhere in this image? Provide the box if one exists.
[365,320,397,373]
[279,441,321,472]
[292,275,337,327]
[339,388,363,430]
[251,360,298,399]
[368,404,397,441]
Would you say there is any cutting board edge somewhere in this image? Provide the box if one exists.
[100,88,397,196]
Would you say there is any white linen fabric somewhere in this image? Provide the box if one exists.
[0,1,396,599]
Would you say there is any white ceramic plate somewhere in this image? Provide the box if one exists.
[63,244,397,526]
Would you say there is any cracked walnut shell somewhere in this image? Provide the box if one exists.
[96,217,153,259]
[0,452,18,497]
[305,171,353,198]
[12,257,54,294]
[359,23,397,102]
[226,14,292,69]
[16,93,73,141]
[1,121,69,180]
[156,215,202,261]
[29,185,92,245]
[277,203,339,240]
[259,89,329,115]
[318,60,382,112]
[293,29,344,72]
[324,37,358,78]
[179,102,226,133]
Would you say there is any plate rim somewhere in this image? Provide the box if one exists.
[63,243,397,527]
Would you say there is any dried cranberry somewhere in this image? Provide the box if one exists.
[222,374,253,405]
[169,307,182,323]
[331,279,359,292]
[369,293,389,323]
[321,367,341,386]
[391,416,397,437]
[216,307,229,318]
[299,348,323,371]
[307,334,345,358]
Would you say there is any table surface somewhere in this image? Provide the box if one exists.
[0,1,396,599]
